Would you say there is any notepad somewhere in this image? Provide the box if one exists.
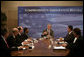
[53,46,66,49]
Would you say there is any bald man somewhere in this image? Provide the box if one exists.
[7,28,19,48]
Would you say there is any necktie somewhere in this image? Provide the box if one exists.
[5,39,9,48]
[47,29,50,35]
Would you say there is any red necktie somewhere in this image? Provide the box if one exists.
[5,39,9,48]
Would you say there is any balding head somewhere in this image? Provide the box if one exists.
[17,26,23,29]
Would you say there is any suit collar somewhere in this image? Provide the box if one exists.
[13,34,15,38]
[69,31,72,35]
[1,35,6,41]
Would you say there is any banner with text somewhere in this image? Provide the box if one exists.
[18,6,83,38]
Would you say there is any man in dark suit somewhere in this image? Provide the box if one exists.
[41,24,54,38]
[7,28,20,48]
[0,28,11,56]
[21,27,29,41]
[62,28,83,56]
[17,26,23,37]
[16,26,24,45]
[64,25,75,44]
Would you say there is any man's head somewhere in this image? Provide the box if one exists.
[1,28,9,39]
[17,26,23,34]
[67,25,73,32]
[24,27,29,34]
[47,24,52,30]
[73,28,81,37]
[12,28,19,36]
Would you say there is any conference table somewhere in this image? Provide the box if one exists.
[11,38,70,56]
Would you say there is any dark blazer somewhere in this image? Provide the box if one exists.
[16,34,23,46]
[16,33,29,44]
[7,34,18,48]
[0,36,11,56]
[42,29,54,38]
[21,33,29,41]
[66,36,83,56]
[64,32,75,44]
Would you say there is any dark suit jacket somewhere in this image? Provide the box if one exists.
[0,36,11,56]
[7,35,18,48]
[16,33,29,44]
[21,33,29,41]
[42,29,54,37]
[64,32,75,44]
[16,34,23,46]
[66,36,83,56]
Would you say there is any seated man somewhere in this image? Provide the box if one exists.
[41,24,54,38]
[17,27,29,45]
[59,25,74,44]
[17,26,23,36]
[17,26,24,44]
[7,28,19,48]
[21,27,29,41]
[62,28,83,56]
[0,28,11,56]
[64,25,75,44]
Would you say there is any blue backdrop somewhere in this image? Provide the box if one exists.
[18,6,83,38]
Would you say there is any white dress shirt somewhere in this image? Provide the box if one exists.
[19,33,21,36]
[69,31,72,35]
[73,37,77,43]
[1,35,6,43]
[13,34,15,38]
[47,29,50,35]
